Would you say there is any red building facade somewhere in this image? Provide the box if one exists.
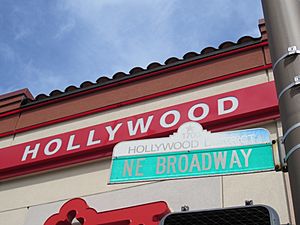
[0,20,295,224]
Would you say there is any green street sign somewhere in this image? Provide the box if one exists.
[109,122,275,184]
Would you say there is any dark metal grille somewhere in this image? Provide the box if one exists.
[161,206,279,225]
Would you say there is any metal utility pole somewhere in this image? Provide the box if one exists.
[261,0,300,223]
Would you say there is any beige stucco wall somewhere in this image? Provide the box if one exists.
[0,125,292,224]
[23,177,222,225]
[223,172,290,222]
[0,158,157,213]
[0,135,14,148]
[0,208,28,225]
[0,69,293,224]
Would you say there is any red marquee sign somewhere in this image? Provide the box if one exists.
[44,198,170,225]
[0,82,278,180]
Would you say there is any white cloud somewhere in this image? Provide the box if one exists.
[54,18,76,40]
[10,6,33,41]
[0,0,263,96]
[0,44,15,62]
[21,60,70,95]
[55,0,177,73]
[14,27,31,41]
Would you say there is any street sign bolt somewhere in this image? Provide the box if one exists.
[288,46,298,55]
[294,75,300,85]
[245,200,253,206]
[181,205,189,211]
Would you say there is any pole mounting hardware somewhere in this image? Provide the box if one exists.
[281,122,300,163]
[278,75,300,100]
[294,75,300,85]
[282,122,300,143]
[284,144,300,163]
[288,46,299,55]
[273,45,300,71]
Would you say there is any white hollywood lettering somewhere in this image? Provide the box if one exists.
[218,96,239,115]
[44,139,62,156]
[160,110,180,128]
[106,123,122,141]
[127,116,154,136]
[188,103,209,121]
[67,135,80,151]
[22,143,40,161]
[87,130,101,146]
[19,97,243,162]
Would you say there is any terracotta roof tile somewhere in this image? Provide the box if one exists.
[183,52,198,60]
[237,36,255,44]
[146,62,162,70]
[218,41,235,49]
[200,47,217,54]
[64,85,78,92]
[49,89,64,97]
[96,76,111,84]
[80,81,94,88]
[23,34,262,105]
[164,57,180,65]
[35,94,48,101]
[129,67,145,75]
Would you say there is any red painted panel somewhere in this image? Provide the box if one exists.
[44,198,170,225]
[0,82,278,180]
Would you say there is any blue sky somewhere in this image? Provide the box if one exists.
[0,0,263,97]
